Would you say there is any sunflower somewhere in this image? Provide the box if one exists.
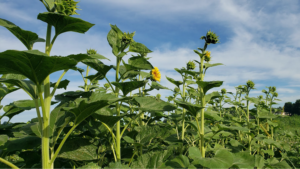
[151,67,161,82]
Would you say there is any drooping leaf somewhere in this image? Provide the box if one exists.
[82,59,113,77]
[50,79,70,90]
[89,53,110,60]
[0,86,19,100]
[4,136,40,152]
[0,135,8,146]
[174,100,204,117]
[112,81,147,96]
[58,138,98,161]
[131,150,171,168]
[204,63,223,69]
[37,12,94,36]
[164,155,190,169]
[188,147,202,160]
[217,124,249,132]
[192,149,233,168]
[196,81,223,94]
[0,18,45,50]
[0,50,78,85]
[129,41,152,54]
[0,79,38,99]
[134,97,177,112]
[107,24,123,56]
[205,91,222,104]
[166,76,183,87]
[205,109,222,121]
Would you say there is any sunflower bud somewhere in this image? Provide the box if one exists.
[262,89,267,94]
[204,51,211,62]
[246,80,255,89]
[221,88,226,95]
[104,83,110,89]
[258,95,263,100]
[87,48,97,55]
[187,61,196,70]
[273,92,278,97]
[271,86,276,92]
[156,93,161,99]
[201,30,219,44]
[174,87,180,93]
[55,0,80,16]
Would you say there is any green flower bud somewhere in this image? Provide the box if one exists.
[69,121,74,126]
[201,30,219,44]
[104,83,110,89]
[174,87,180,93]
[246,80,255,89]
[221,88,226,95]
[273,92,278,97]
[272,86,276,92]
[187,61,196,70]
[55,0,80,16]
[156,93,161,99]
[262,89,267,94]
[87,48,97,55]
[258,95,263,100]
[241,103,245,106]
[167,96,174,102]
[122,32,135,45]
[259,101,265,106]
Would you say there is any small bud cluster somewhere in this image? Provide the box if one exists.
[246,80,255,89]
[221,88,226,95]
[174,87,180,93]
[87,49,97,55]
[201,30,219,44]
[204,51,211,62]
[104,83,110,89]
[187,61,196,70]
[156,93,161,99]
[55,0,80,16]
[273,92,278,97]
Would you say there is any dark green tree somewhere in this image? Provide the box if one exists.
[293,99,300,115]
[284,102,294,115]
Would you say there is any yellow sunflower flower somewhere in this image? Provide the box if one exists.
[151,67,161,82]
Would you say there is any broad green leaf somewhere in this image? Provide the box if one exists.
[50,79,69,90]
[129,41,152,54]
[166,76,183,87]
[105,162,130,169]
[19,122,41,138]
[134,97,177,112]
[63,99,110,125]
[164,155,190,169]
[265,158,291,169]
[217,124,249,132]
[135,126,157,145]
[254,155,265,168]
[82,59,113,77]
[0,79,38,99]
[188,147,202,160]
[128,56,153,70]
[3,104,25,120]
[0,86,19,100]
[107,24,123,56]
[78,162,101,169]
[123,136,135,144]
[245,96,260,104]
[144,81,170,93]
[0,18,45,50]
[4,136,40,152]
[258,108,277,119]
[205,91,222,104]
[267,120,278,127]
[58,138,98,161]
[205,109,222,121]
[0,135,8,146]
[112,81,147,96]
[89,53,110,60]
[196,81,223,94]
[0,50,78,85]
[131,150,171,168]
[263,139,282,148]
[1,73,26,89]
[192,149,233,168]
[37,12,94,36]
[229,138,241,147]
[55,91,91,102]
[230,151,255,168]
[174,100,204,117]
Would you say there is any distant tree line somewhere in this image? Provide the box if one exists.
[284,99,300,116]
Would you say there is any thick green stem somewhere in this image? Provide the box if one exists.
[0,157,19,169]
[246,99,251,154]
[181,73,187,140]
[115,57,122,161]
[199,54,206,157]
[84,66,90,91]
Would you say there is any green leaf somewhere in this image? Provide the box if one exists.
[135,126,157,145]
[89,53,110,60]
[166,76,183,87]
[144,81,170,93]
[217,124,249,132]
[0,18,45,50]
[129,41,152,54]
[4,136,40,152]
[107,24,123,56]
[188,147,201,160]
[0,50,78,85]
[205,91,222,104]
[112,81,147,96]
[196,81,223,94]
[128,56,153,70]
[255,155,265,168]
[82,59,113,76]
[20,122,41,138]
[105,162,130,169]
[204,63,223,69]
[0,86,19,100]
[123,136,135,144]
[58,138,98,161]
[245,96,260,104]
[3,104,25,120]
[229,138,241,147]
[43,0,55,10]
[78,162,101,169]
[134,97,177,112]
[131,150,171,168]
[174,100,204,117]
[230,151,255,168]
[205,109,222,121]
[165,155,190,169]
[0,135,8,146]
[258,108,277,119]
[0,79,38,99]
[37,12,94,36]
[64,99,110,125]
[50,79,69,90]
[192,150,233,168]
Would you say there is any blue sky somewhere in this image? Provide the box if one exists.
[1,0,300,122]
